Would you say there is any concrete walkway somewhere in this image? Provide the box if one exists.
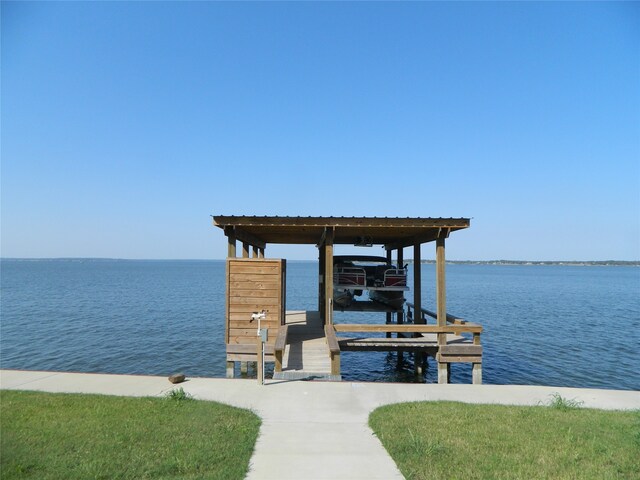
[2,369,639,480]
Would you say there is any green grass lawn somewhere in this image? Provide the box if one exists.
[1,389,261,479]
[369,400,640,480]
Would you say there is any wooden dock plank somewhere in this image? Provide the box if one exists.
[272,311,338,380]
[334,324,482,334]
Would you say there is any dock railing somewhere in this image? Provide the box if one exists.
[331,323,482,336]
[328,315,483,384]
[324,325,341,376]
[274,325,289,373]
[406,302,482,346]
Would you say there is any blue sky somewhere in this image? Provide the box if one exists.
[2,2,638,260]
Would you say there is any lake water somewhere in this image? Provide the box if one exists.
[1,259,638,390]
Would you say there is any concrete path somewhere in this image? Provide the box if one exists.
[2,369,639,480]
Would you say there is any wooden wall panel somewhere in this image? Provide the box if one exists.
[225,258,286,360]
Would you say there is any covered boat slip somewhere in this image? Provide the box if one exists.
[214,215,482,384]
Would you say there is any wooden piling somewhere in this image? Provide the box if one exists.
[438,363,448,384]
[473,363,482,384]
[396,247,404,370]
[226,228,236,258]
[413,243,423,376]
[386,249,392,338]
[324,228,334,326]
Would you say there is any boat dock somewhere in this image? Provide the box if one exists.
[213,215,483,384]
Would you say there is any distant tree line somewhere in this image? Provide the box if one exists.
[403,260,639,266]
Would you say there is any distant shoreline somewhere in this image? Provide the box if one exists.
[1,258,639,266]
[404,260,640,266]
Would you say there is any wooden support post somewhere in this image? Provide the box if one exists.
[436,237,446,325]
[330,352,341,376]
[319,246,326,319]
[324,228,334,326]
[473,331,482,383]
[414,353,423,377]
[396,247,404,370]
[258,247,265,258]
[386,249,392,338]
[242,242,249,258]
[240,361,248,374]
[325,324,341,377]
[227,228,236,258]
[436,236,448,384]
[396,353,404,371]
[438,362,448,384]
[413,243,423,376]
[252,246,258,258]
[472,363,482,384]
[436,235,446,341]
[225,228,236,379]
[396,248,404,329]
[413,243,422,319]
[385,312,392,337]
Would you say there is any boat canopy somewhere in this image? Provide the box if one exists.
[212,216,470,249]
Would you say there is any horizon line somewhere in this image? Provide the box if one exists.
[1,257,638,264]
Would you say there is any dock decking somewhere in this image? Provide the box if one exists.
[271,309,482,383]
[337,332,469,352]
[273,311,341,381]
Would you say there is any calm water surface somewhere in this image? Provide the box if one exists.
[1,259,638,390]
